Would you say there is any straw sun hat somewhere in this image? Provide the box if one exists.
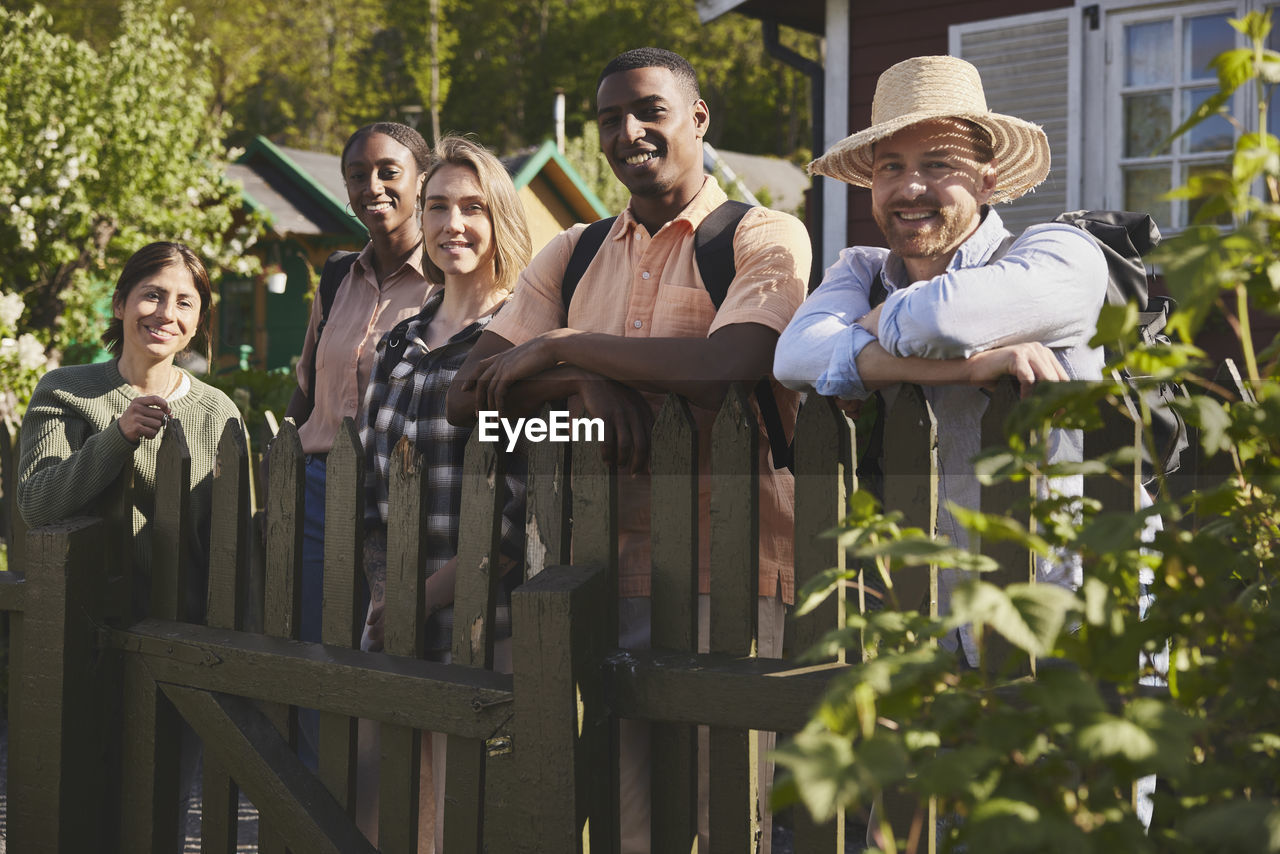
[809,55,1050,204]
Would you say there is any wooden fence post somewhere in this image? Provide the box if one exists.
[649,395,699,852]
[879,384,938,852]
[979,378,1036,679]
[790,395,855,851]
[511,563,613,852]
[380,437,427,854]
[203,421,252,853]
[525,403,571,579]
[708,384,761,852]
[262,420,306,854]
[571,427,618,851]
[119,422,192,854]
[319,418,364,817]
[445,433,510,852]
[10,517,112,854]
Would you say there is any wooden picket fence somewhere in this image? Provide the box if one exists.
[0,374,1211,853]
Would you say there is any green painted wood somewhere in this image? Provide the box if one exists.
[108,620,512,733]
[119,657,181,854]
[791,395,855,660]
[525,403,571,579]
[708,385,759,852]
[381,437,426,854]
[882,384,938,615]
[649,394,699,853]
[979,378,1035,679]
[512,564,613,852]
[262,421,305,854]
[204,421,251,854]
[319,418,364,816]
[11,518,111,854]
[162,685,378,854]
[152,418,192,621]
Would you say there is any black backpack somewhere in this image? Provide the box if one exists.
[561,201,794,471]
[868,210,1189,490]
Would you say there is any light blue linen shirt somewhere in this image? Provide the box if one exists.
[774,207,1108,665]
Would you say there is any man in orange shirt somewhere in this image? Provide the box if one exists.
[447,47,810,852]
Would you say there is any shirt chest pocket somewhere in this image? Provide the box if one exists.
[650,283,716,338]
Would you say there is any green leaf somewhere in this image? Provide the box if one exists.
[1078,716,1158,762]
[950,581,1077,657]
[949,503,1052,556]
[1181,800,1280,853]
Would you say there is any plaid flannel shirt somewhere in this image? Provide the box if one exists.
[360,291,525,651]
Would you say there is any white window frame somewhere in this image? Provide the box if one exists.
[1082,0,1277,228]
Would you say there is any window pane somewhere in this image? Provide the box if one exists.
[1125,166,1172,226]
[1126,21,1174,86]
[1184,14,1233,81]
[1183,87,1235,152]
[1184,162,1233,226]
[1126,92,1173,156]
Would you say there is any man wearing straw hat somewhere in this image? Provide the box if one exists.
[775,49,1109,848]
[776,54,1107,652]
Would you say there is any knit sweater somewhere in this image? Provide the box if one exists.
[18,360,245,618]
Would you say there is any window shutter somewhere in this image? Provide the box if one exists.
[951,8,1080,234]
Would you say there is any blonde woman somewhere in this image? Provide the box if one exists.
[357,135,531,849]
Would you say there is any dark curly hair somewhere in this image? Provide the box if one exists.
[101,241,212,364]
[598,47,701,102]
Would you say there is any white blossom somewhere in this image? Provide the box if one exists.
[0,293,25,329]
[16,334,47,370]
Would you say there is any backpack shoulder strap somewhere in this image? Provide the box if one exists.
[693,200,795,471]
[307,250,358,404]
[694,200,753,307]
[561,217,618,314]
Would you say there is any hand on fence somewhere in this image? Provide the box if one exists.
[116,395,173,443]
[570,377,653,475]
[472,330,576,412]
[967,342,1069,397]
[362,600,384,652]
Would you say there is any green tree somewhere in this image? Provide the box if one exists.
[0,1,263,409]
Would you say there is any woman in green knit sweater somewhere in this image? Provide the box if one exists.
[18,241,244,620]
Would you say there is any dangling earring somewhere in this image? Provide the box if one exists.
[345,201,355,215]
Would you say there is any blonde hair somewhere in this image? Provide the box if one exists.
[422,135,532,294]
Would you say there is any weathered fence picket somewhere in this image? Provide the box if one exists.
[318,419,364,819]
[708,384,761,852]
[790,394,856,852]
[649,394,699,852]
[204,424,252,854]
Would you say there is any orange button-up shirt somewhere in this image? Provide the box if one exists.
[487,178,810,602]
[296,242,434,454]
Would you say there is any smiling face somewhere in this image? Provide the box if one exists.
[870,119,997,278]
[113,262,201,366]
[342,132,426,241]
[596,66,709,218]
[423,163,496,286]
